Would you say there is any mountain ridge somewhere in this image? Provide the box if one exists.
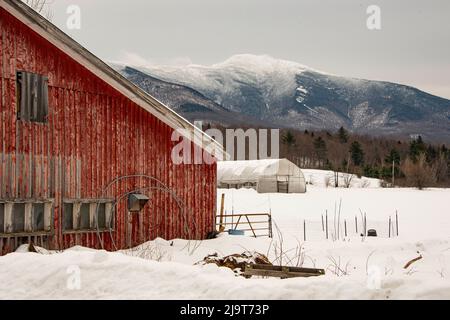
[111,55,450,143]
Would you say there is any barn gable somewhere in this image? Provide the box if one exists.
[1,0,220,150]
[0,0,218,254]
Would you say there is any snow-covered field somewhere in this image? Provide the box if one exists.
[1,171,450,300]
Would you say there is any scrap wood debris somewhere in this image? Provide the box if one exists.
[404,252,423,269]
[196,251,272,275]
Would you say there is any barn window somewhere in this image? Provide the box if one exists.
[0,201,52,236]
[63,200,113,232]
[32,203,46,231]
[16,71,49,123]
[79,203,91,230]
[97,203,106,229]
[12,203,26,233]
[63,203,74,231]
[0,203,5,233]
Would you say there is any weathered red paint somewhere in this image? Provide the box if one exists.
[0,8,217,254]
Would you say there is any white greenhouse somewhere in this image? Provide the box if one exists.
[217,159,307,193]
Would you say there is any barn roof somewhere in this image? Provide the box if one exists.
[1,0,222,154]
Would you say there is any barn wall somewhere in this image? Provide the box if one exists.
[0,8,216,254]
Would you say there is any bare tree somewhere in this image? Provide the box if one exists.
[23,0,53,20]
[402,153,436,190]
[342,173,354,188]
[433,153,449,184]
[324,175,332,188]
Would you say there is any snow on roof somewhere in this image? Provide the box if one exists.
[218,158,304,183]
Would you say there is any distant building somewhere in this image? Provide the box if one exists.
[218,159,306,193]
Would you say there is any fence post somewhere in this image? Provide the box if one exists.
[344,220,347,238]
[355,216,358,234]
[268,213,273,238]
[396,211,399,237]
[389,216,391,238]
[364,213,367,236]
[219,193,225,232]
[303,220,306,242]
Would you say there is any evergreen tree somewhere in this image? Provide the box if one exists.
[313,137,327,165]
[350,141,364,166]
[409,136,426,161]
[363,165,380,178]
[385,148,400,165]
[337,126,349,143]
[281,131,296,147]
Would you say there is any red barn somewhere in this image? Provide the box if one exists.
[0,0,219,255]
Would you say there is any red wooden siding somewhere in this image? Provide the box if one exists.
[0,8,216,254]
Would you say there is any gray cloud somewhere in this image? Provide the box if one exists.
[49,0,450,98]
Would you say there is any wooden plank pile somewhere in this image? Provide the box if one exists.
[243,264,325,279]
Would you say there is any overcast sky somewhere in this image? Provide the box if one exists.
[47,0,450,99]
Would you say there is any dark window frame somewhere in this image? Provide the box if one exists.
[16,71,49,123]
[32,203,46,232]
[12,203,26,233]
[62,200,114,233]
[0,201,53,237]
[0,203,4,234]
[79,203,91,230]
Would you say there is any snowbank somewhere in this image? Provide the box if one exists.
[1,235,450,299]
[302,169,381,188]
[217,187,450,239]
[1,175,450,300]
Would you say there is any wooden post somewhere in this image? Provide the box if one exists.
[303,219,306,242]
[364,213,367,236]
[344,220,347,238]
[389,216,391,238]
[268,212,273,238]
[246,215,257,238]
[219,193,225,232]
[234,214,242,230]
[396,211,399,237]
[321,214,324,231]
[325,211,328,240]
[355,216,358,234]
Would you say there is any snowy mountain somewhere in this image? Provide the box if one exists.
[114,65,266,127]
[113,55,450,142]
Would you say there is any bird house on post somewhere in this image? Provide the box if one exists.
[128,193,149,213]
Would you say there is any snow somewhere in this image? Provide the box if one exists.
[219,186,450,240]
[301,169,381,188]
[2,235,450,299]
[121,54,329,108]
[217,159,304,184]
[297,86,308,95]
[1,169,450,300]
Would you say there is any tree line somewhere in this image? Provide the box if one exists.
[280,127,450,189]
